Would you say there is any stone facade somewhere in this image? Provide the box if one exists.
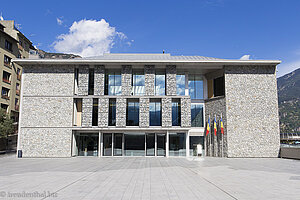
[98,98,109,127]
[144,65,155,96]
[122,65,132,95]
[225,65,280,157]
[78,65,89,96]
[166,65,176,95]
[94,65,105,96]
[139,97,149,127]
[162,97,172,127]
[82,98,93,127]
[181,97,191,128]
[116,98,126,127]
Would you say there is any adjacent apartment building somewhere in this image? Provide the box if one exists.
[13,53,281,158]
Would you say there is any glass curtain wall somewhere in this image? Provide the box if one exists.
[124,133,145,156]
[169,133,186,156]
[149,99,162,126]
[109,99,116,126]
[176,73,185,96]
[127,99,139,126]
[191,104,204,127]
[132,70,145,95]
[155,69,166,95]
[172,99,181,126]
[105,70,122,95]
[188,74,203,99]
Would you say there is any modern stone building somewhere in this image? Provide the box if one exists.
[13,53,281,158]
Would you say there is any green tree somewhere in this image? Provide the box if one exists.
[0,108,14,138]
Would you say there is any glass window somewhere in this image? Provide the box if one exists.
[176,73,185,96]
[88,68,94,95]
[103,133,112,156]
[149,99,161,126]
[169,133,186,156]
[172,99,181,126]
[132,70,145,95]
[92,99,98,126]
[124,133,145,156]
[214,76,225,97]
[191,104,204,127]
[146,133,155,156]
[4,55,11,66]
[189,136,204,156]
[114,133,123,156]
[2,71,11,84]
[5,40,12,51]
[76,133,99,156]
[188,74,203,99]
[105,70,122,95]
[155,69,165,95]
[157,133,166,156]
[1,87,9,99]
[126,99,139,126]
[109,99,116,126]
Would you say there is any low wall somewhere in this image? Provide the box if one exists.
[280,147,300,160]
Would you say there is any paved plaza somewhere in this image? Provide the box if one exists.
[0,156,299,200]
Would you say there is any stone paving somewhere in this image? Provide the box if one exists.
[0,156,299,200]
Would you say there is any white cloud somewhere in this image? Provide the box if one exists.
[240,55,251,60]
[52,19,127,57]
[56,17,63,25]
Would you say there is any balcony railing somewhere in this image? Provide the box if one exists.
[4,62,11,68]
[3,78,11,84]
[1,95,9,100]
[16,90,20,96]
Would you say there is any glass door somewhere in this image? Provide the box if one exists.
[157,134,166,156]
[146,133,155,156]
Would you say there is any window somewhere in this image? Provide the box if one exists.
[188,74,203,99]
[126,99,139,126]
[189,136,204,156]
[155,69,165,95]
[105,70,122,95]
[176,73,185,95]
[15,98,19,111]
[132,70,145,95]
[109,99,116,126]
[4,55,11,67]
[169,133,186,156]
[88,68,94,95]
[214,76,225,97]
[1,104,8,113]
[92,99,98,126]
[149,99,161,126]
[16,83,20,96]
[172,99,181,126]
[191,104,204,127]
[17,68,21,80]
[74,68,79,95]
[5,40,12,51]
[1,87,10,99]
[2,71,11,84]
[73,99,82,126]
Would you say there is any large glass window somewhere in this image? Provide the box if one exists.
[132,70,145,95]
[92,98,98,126]
[88,68,94,95]
[172,99,181,126]
[103,133,112,156]
[155,69,165,95]
[188,74,203,99]
[76,133,99,156]
[114,133,123,156]
[191,104,204,127]
[124,133,145,156]
[5,40,12,51]
[126,99,139,126]
[105,70,122,95]
[176,73,185,96]
[109,99,116,126]
[169,133,186,156]
[214,76,225,97]
[146,133,155,156]
[157,134,166,156]
[189,136,204,156]
[149,99,161,126]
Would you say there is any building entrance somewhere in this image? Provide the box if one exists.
[75,133,99,156]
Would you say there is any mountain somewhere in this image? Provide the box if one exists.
[29,49,81,59]
[277,68,300,133]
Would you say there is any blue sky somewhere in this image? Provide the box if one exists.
[1,0,300,77]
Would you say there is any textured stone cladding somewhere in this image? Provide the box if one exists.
[19,128,72,157]
[204,97,227,157]
[94,65,105,95]
[98,98,109,127]
[144,65,155,96]
[139,97,149,127]
[78,65,89,96]
[122,65,132,95]
[181,97,191,127]
[82,98,93,127]
[23,65,74,96]
[225,65,280,157]
[166,65,177,95]
[162,97,172,127]
[116,98,126,127]
[21,97,73,127]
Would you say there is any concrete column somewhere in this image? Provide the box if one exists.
[78,65,89,96]
[144,65,155,96]
[82,98,93,127]
[121,65,132,95]
[94,65,105,95]
[166,65,176,95]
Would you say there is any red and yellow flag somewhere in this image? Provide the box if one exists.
[214,117,217,136]
[220,116,224,134]
[206,117,210,136]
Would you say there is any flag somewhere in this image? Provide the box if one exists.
[220,116,224,134]
[214,116,217,136]
[206,117,210,136]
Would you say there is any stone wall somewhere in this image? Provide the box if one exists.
[181,97,191,128]
[78,65,89,96]
[144,65,155,96]
[94,65,105,95]
[162,97,172,127]
[139,97,149,127]
[166,65,176,95]
[82,98,93,127]
[116,98,126,127]
[98,98,109,127]
[225,65,280,157]
[122,65,132,95]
